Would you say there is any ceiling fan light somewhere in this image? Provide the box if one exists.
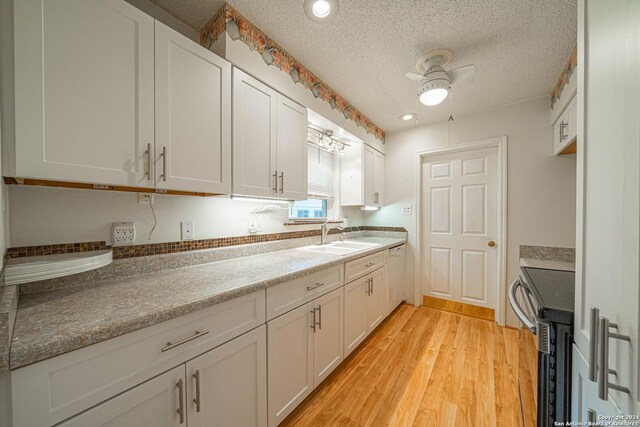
[418,79,449,106]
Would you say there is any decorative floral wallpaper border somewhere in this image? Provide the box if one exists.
[551,46,577,108]
[200,3,385,143]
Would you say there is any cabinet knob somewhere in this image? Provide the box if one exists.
[487,240,496,247]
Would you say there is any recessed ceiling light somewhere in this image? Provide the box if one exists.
[304,0,339,23]
[400,113,416,121]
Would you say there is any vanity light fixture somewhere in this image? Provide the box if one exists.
[303,0,339,23]
[400,113,416,121]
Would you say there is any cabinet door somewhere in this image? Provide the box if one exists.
[232,68,278,198]
[344,275,369,358]
[363,145,375,205]
[58,366,185,427]
[276,94,308,200]
[567,96,578,144]
[155,21,231,194]
[373,150,385,206]
[313,287,344,387]
[186,326,267,427]
[367,267,388,333]
[13,0,154,186]
[267,303,314,427]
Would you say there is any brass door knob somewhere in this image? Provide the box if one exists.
[488,240,496,247]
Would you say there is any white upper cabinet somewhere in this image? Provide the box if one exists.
[9,0,232,194]
[276,95,308,200]
[232,68,308,200]
[154,21,231,194]
[340,141,385,207]
[232,68,278,198]
[12,0,155,186]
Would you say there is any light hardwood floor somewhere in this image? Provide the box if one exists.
[281,304,523,427]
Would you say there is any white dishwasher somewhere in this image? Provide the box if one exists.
[388,244,406,312]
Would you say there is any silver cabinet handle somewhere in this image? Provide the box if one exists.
[161,146,167,182]
[145,143,151,180]
[176,378,185,424]
[161,330,209,352]
[306,282,325,291]
[365,278,370,295]
[365,262,375,268]
[589,307,600,381]
[193,370,201,413]
[374,192,379,204]
[273,170,278,193]
[598,315,631,400]
[310,309,316,332]
[560,121,568,141]
[507,279,536,334]
[317,305,322,330]
[587,409,597,423]
[279,172,284,194]
[370,278,374,295]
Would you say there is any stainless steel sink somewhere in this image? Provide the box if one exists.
[298,240,381,256]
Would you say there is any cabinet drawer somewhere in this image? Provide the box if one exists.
[344,250,388,283]
[266,266,343,321]
[11,291,265,427]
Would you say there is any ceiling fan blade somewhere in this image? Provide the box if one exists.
[405,72,426,82]
[448,64,477,85]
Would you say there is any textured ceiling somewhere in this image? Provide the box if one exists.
[149,0,577,133]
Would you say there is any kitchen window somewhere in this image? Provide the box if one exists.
[289,142,334,220]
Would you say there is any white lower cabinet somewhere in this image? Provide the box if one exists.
[344,266,388,358]
[60,326,267,427]
[187,326,267,427]
[267,286,345,427]
[59,365,186,427]
[312,288,344,387]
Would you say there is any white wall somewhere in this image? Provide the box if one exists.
[366,97,577,326]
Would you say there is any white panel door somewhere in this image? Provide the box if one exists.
[366,268,388,333]
[573,0,639,417]
[344,275,369,358]
[186,326,267,427]
[232,68,277,198]
[58,366,185,427]
[13,0,154,186]
[267,302,314,427]
[422,147,498,309]
[373,150,385,206]
[155,21,231,194]
[363,146,375,206]
[313,287,344,387]
[276,94,308,200]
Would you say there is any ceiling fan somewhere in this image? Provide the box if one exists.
[405,49,476,107]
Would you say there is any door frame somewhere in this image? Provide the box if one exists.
[414,136,508,325]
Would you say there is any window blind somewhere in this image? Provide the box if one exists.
[308,143,334,198]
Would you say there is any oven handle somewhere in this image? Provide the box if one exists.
[508,279,537,334]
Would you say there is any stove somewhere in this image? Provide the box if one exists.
[509,266,576,427]
[520,267,575,324]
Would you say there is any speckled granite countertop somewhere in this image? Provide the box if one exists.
[9,236,405,370]
[520,258,575,272]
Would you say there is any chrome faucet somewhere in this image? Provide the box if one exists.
[321,221,344,245]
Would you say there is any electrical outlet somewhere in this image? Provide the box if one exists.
[111,222,136,246]
[181,221,194,240]
[139,193,154,204]
[402,206,412,215]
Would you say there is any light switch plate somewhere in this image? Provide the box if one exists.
[111,222,135,246]
[402,206,412,215]
[181,221,194,240]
